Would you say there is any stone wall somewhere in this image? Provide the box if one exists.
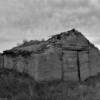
[35,52,62,81]
[63,50,78,81]
[0,49,85,81]
[79,51,90,81]
[3,54,38,77]
[89,45,100,77]
[0,55,3,68]
[2,44,100,82]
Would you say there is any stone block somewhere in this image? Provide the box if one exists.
[63,51,78,81]
[35,52,62,81]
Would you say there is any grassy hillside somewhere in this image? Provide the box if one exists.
[0,68,100,100]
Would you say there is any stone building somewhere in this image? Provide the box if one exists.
[1,29,100,82]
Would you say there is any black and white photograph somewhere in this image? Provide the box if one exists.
[0,0,100,100]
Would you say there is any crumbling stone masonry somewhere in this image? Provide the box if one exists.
[1,29,100,82]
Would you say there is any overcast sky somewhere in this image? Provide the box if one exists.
[0,0,100,52]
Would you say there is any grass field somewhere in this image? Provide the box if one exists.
[0,68,100,100]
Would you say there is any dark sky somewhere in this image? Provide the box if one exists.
[0,0,100,51]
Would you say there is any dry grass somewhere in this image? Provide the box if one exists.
[0,68,100,100]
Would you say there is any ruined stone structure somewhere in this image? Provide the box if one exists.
[1,29,100,82]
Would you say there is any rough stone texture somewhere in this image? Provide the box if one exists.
[3,55,26,72]
[3,54,38,78]
[16,56,26,73]
[62,32,88,50]
[26,54,38,78]
[63,50,78,81]
[0,55,3,68]
[3,55,14,69]
[35,48,62,81]
[79,51,90,81]
[89,45,100,77]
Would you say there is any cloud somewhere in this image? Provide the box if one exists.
[0,37,14,43]
[0,0,99,51]
[89,0,99,6]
